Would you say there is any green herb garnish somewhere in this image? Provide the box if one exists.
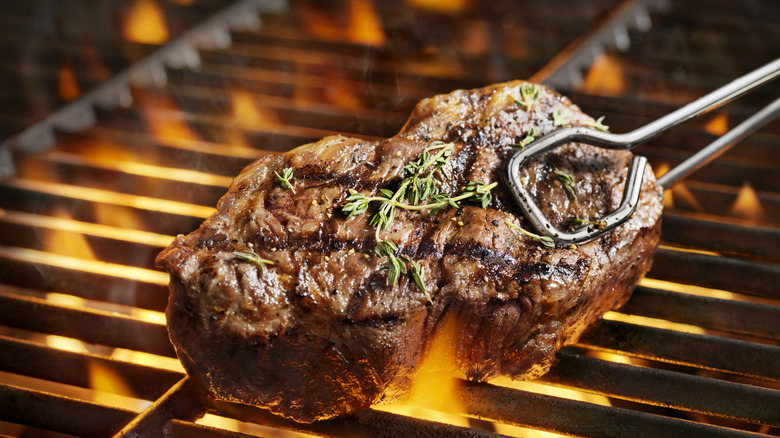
[506,220,555,248]
[274,167,295,191]
[585,116,610,132]
[342,142,497,296]
[516,84,539,112]
[553,169,577,202]
[552,107,569,126]
[408,259,430,303]
[232,250,274,273]
[565,216,607,231]
[511,126,538,149]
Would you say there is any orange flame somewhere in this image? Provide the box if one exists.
[43,208,96,260]
[670,183,704,212]
[379,313,471,428]
[703,113,729,136]
[300,0,386,46]
[730,182,763,221]
[230,90,279,128]
[406,0,470,14]
[138,93,200,141]
[58,60,81,100]
[583,53,627,96]
[124,0,169,44]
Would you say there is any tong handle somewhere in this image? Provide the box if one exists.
[507,58,780,245]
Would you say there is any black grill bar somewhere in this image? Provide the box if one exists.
[543,349,780,427]
[460,379,768,438]
[0,336,180,402]
[622,286,780,339]
[580,320,780,382]
[0,383,135,438]
[651,249,780,300]
[0,286,173,357]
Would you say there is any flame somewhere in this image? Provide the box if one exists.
[230,90,279,128]
[669,183,704,212]
[58,60,81,100]
[703,113,729,136]
[347,0,386,46]
[299,0,386,46]
[406,0,470,14]
[583,53,627,96]
[42,208,96,260]
[138,93,200,141]
[729,182,763,221]
[379,313,471,428]
[124,0,169,44]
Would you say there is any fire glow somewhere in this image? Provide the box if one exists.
[123,0,170,44]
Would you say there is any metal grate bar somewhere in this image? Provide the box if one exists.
[651,249,780,300]
[0,383,134,437]
[113,377,206,437]
[203,398,510,438]
[660,213,780,260]
[0,335,180,402]
[459,379,767,438]
[580,319,780,381]
[621,286,780,339]
[543,349,780,426]
[0,287,173,357]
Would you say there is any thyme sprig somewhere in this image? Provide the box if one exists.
[565,216,607,231]
[585,116,610,132]
[516,84,539,112]
[274,167,295,192]
[342,142,497,297]
[408,259,430,303]
[505,220,556,248]
[510,126,537,149]
[233,250,274,273]
[553,169,577,202]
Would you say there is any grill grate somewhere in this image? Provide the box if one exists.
[1,0,779,437]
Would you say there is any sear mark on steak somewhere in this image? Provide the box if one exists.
[156,81,663,423]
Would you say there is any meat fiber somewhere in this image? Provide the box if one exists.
[156,80,663,422]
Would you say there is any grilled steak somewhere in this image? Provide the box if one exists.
[156,81,663,422]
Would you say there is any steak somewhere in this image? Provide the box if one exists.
[156,80,663,422]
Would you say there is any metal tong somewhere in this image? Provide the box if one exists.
[506,58,780,245]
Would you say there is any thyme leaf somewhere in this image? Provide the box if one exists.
[232,250,274,273]
[565,216,607,231]
[506,220,556,248]
[516,84,540,112]
[553,169,577,202]
[511,126,538,149]
[585,116,610,132]
[552,107,569,126]
[274,167,295,191]
[408,260,431,303]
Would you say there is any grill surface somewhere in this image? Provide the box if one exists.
[1,0,779,437]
